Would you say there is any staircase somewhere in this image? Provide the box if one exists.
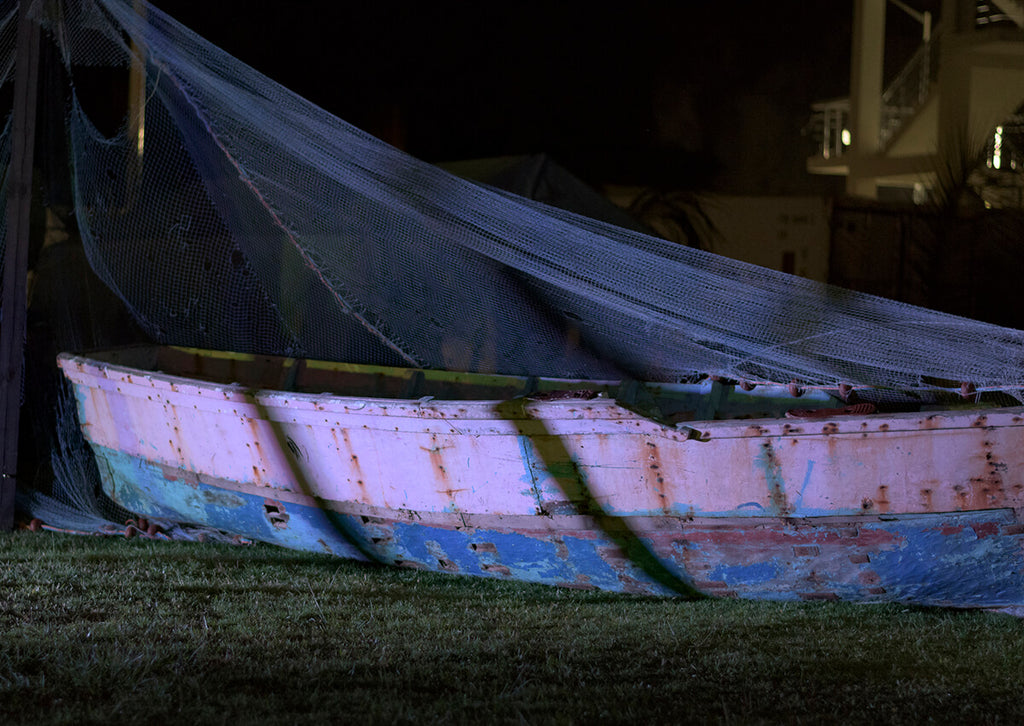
[878,32,940,148]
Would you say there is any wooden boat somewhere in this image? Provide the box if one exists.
[57,345,1024,607]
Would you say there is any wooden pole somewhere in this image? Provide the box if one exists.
[0,2,41,530]
[127,0,146,190]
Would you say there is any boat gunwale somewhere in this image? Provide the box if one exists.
[57,349,1024,439]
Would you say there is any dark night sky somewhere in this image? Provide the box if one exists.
[151,1,940,194]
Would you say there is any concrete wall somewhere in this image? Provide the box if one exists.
[698,195,832,282]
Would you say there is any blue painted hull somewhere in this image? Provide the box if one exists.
[93,444,1024,606]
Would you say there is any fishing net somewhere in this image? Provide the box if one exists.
[0,0,1019,396]
[4,0,1024,533]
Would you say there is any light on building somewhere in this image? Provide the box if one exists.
[993,126,1003,170]
[841,129,851,146]
[912,183,928,205]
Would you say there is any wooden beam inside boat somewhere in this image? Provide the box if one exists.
[0,4,41,530]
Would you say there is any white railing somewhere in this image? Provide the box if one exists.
[809,34,939,159]
[809,99,850,160]
[880,36,940,146]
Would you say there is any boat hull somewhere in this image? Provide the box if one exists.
[59,347,1024,606]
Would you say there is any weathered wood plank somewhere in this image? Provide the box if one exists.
[0,4,41,530]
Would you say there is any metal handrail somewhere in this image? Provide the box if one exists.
[809,31,940,159]
[880,33,941,147]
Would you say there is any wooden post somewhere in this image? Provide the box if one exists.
[0,3,41,530]
[127,0,146,189]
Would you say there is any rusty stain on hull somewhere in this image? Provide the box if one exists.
[759,441,791,515]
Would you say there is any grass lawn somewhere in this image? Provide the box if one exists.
[1,530,1022,725]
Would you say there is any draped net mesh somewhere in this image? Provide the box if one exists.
[4,0,1024,397]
